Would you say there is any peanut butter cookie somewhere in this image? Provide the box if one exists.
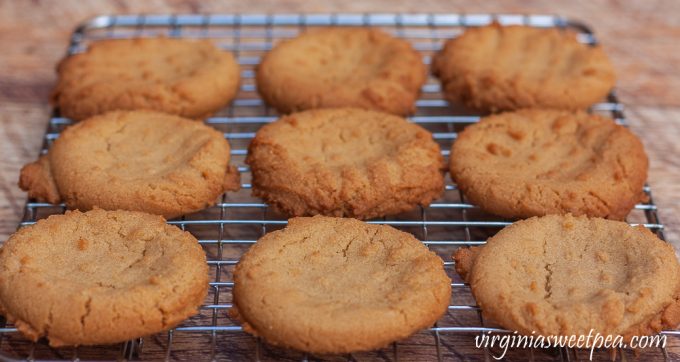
[232,216,451,354]
[450,109,648,220]
[52,37,240,121]
[453,214,680,343]
[256,28,426,115]
[246,108,445,219]
[19,110,240,219]
[0,209,209,346]
[432,24,616,111]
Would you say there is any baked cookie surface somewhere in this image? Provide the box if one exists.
[450,109,648,220]
[52,37,240,121]
[246,108,445,219]
[232,216,451,354]
[256,28,426,115]
[0,209,209,346]
[432,24,616,111]
[453,214,680,342]
[19,110,240,219]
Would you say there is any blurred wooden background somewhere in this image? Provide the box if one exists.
[0,0,679,360]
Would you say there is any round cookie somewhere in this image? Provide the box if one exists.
[453,214,680,342]
[232,216,451,354]
[52,37,240,121]
[256,28,426,116]
[0,209,209,347]
[450,109,648,220]
[246,108,445,219]
[19,110,240,219]
[432,24,616,111]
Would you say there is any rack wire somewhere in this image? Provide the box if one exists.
[0,13,677,362]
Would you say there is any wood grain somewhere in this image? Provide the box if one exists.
[0,0,679,361]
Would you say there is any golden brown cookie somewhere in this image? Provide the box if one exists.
[232,216,451,354]
[0,209,209,347]
[19,110,240,219]
[453,214,680,343]
[246,108,445,219]
[432,24,616,111]
[256,28,426,116]
[450,109,648,220]
[52,37,240,121]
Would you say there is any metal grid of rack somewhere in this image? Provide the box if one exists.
[0,13,677,361]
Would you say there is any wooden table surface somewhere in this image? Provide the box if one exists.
[1,0,679,360]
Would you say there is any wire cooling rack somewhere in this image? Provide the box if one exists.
[0,13,678,362]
